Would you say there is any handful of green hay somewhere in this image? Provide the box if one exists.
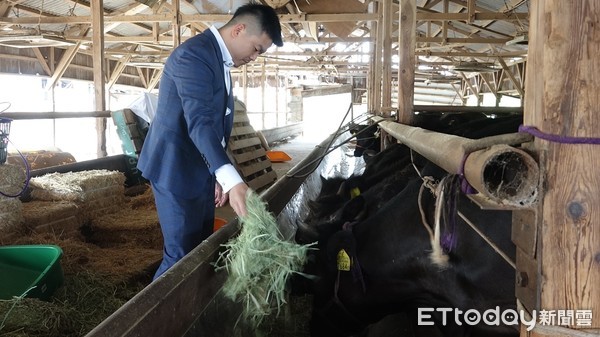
[215,190,315,327]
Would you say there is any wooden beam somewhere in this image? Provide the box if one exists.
[107,54,132,89]
[416,12,528,21]
[32,48,53,76]
[0,13,379,25]
[381,0,393,111]
[397,0,416,124]
[91,0,107,158]
[479,72,499,98]
[417,37,511,43]
[523,0,600,333]
[459,71,478,99]
[172,0,181,47]
[372,1,383,112]
[45,41,83,90]
[467,0,476,23]
[147,68,163,91]
[136,67,148,88]
[497,57,524,97]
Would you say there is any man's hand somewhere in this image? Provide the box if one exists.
[228,182,249,217]
[215,182,228,207]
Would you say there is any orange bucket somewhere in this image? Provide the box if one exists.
[213,217,228,232]
[266,150,292,163]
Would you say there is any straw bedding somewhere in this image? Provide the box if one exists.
[0,183,163,336]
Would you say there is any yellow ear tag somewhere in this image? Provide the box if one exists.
[337,249,351,271]
[350,187,361,199]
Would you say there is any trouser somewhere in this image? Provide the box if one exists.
[151,181,214,280]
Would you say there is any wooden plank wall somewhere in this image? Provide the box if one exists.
[227,101,277,192]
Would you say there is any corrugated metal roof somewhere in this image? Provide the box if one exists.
[0,0,531,100]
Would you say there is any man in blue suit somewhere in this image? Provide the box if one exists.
[137,2,283,279]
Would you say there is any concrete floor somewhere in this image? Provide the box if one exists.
[215,136,319,223]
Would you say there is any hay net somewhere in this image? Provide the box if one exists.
[214,190,315,327]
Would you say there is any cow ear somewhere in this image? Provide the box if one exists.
[296,221,319,244]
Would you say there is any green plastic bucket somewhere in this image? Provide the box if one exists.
[0,245,64,300]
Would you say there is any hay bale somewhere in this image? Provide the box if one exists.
[0,163,27,196]
[87,208,161,249]
[6,150,76,170]
[30,170,125,202]
[21,200,82,239]
[0,197,23,234]
[77,193,126,222]
[22,200,78,227]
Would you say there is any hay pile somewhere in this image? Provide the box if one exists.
[29,170,126,222]
[215,190,315,327]
[0,164,26,238]
[0,184,163,336]
[87,207,161,249]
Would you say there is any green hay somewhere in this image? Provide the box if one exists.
[215,190,315,328]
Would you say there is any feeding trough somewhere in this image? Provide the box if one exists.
[0,245,64,300]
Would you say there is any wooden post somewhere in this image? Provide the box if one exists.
[172,0,181,47]
[275,68,280,127]
[381,0,392,112]
[372,1,383,113]
[397,0,416,124]
[261,61,266,129]
[91,0,107,158]
[520,0,600,335]
[242,65,247,104]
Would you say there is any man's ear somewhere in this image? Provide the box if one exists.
[232,23,245,38]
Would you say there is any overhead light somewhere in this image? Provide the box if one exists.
[506,34,528,46]
[0,34,75,48]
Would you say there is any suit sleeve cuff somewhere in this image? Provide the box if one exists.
[215,164,244,193]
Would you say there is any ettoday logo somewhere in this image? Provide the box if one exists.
[417,307,593,331]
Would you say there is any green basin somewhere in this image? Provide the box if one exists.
[0,245,64,300]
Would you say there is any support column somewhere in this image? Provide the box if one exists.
[397,0,416,124]
[520,0,600,335]
[91,0,107,158]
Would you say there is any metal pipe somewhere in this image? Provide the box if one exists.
[413,105,522,114]
[373,116,539,207]
[0,111,112,119]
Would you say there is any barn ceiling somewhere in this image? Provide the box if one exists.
[0,0,530,102]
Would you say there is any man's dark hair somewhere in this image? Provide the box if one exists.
[231,2,283,47]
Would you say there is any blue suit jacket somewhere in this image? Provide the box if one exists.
[138,30,235,198]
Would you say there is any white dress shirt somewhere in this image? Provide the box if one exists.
[210,25,244,193]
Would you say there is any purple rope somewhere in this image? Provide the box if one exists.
[440,175,459,254]
[519,125,600,144]
[458,153,477,195]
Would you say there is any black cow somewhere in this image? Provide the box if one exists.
[295,114,523,337]
[349,123,381,158]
